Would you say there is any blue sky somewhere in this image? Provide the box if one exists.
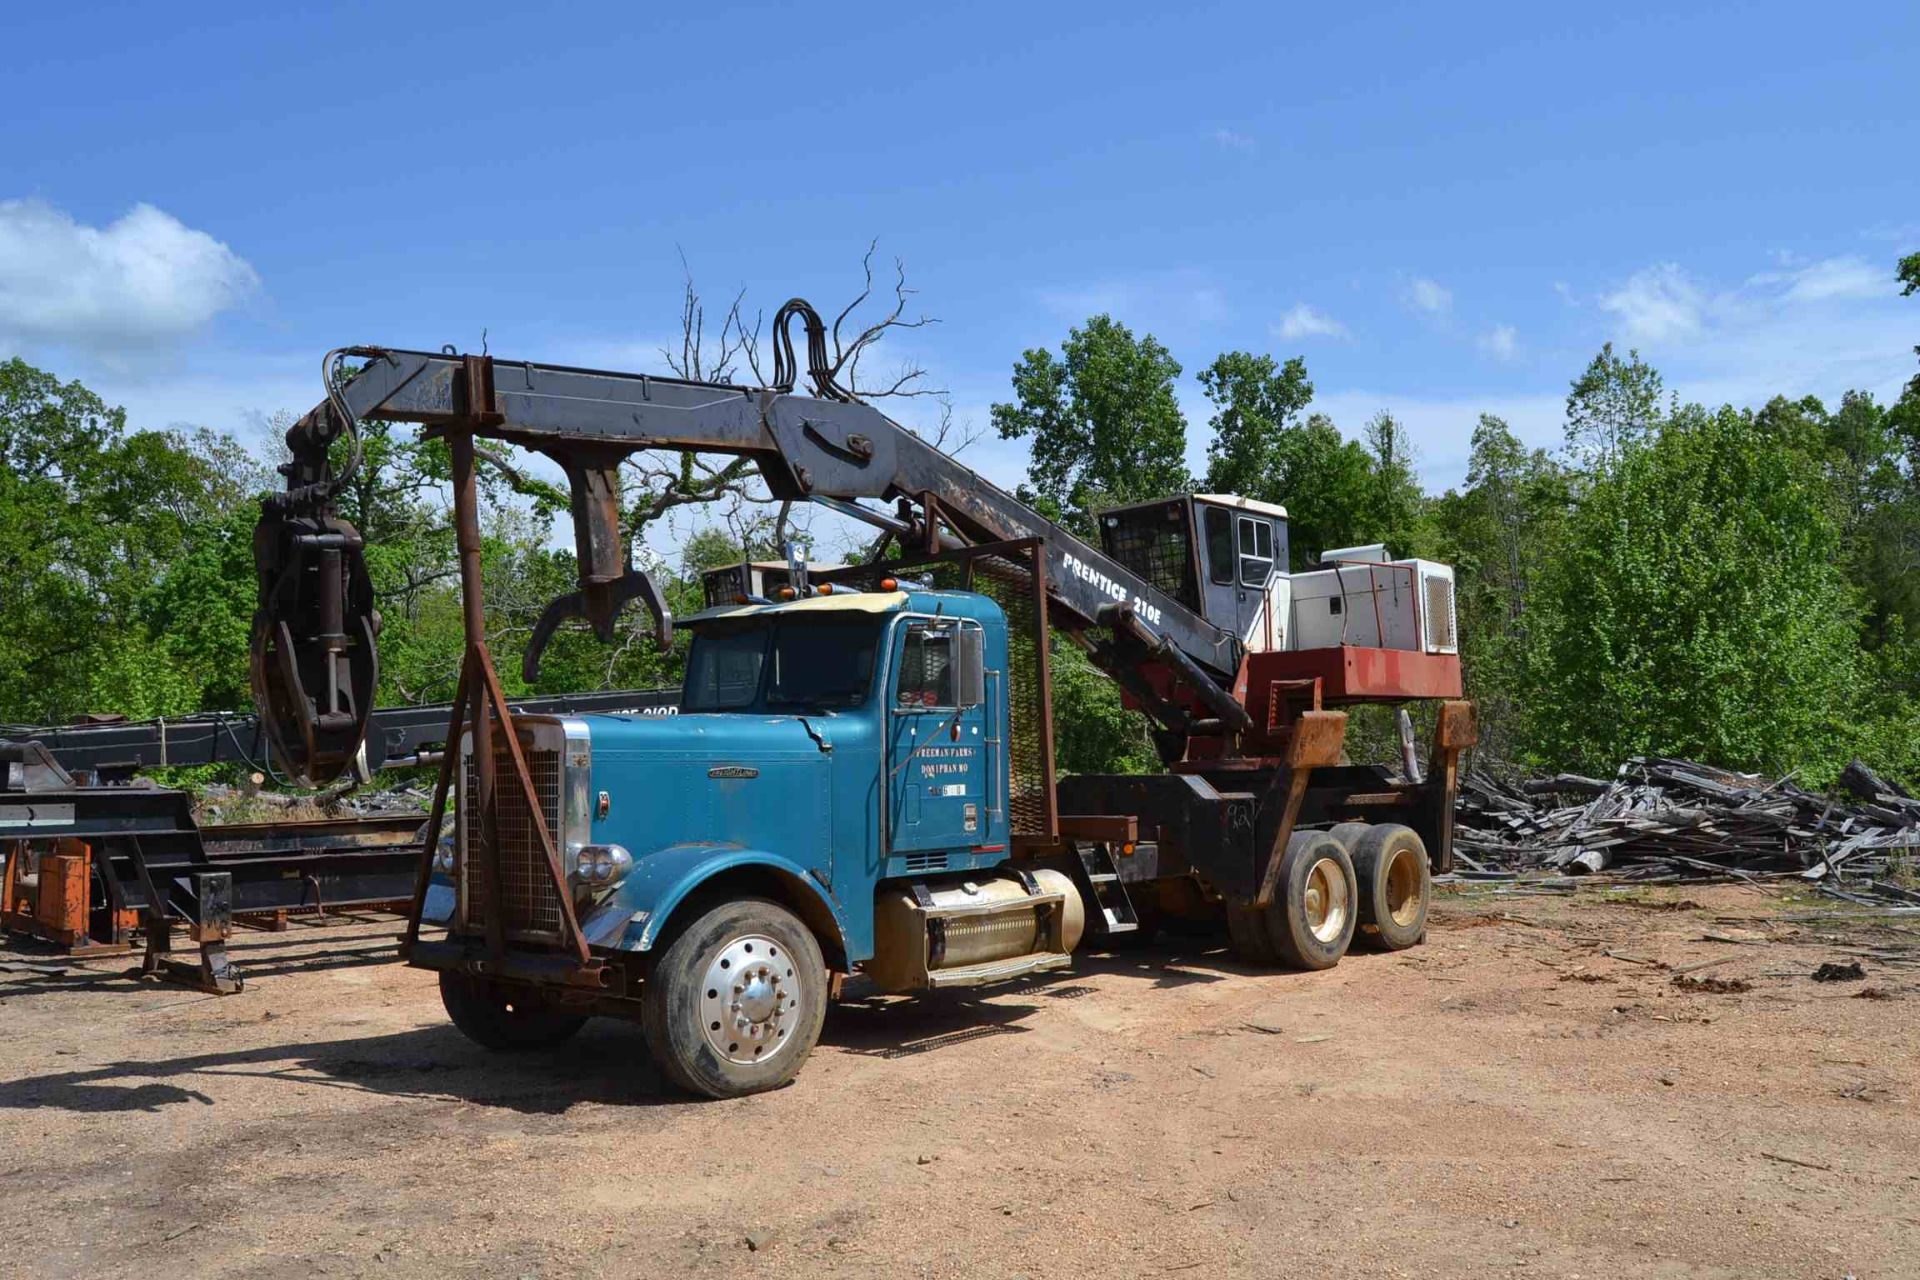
[5,1,1917,556]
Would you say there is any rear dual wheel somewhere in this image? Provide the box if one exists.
[1333,822,1430,951]
[1226,831,1358,970]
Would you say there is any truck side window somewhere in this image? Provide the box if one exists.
[897,625,955,709]
[1204,506,1234,585]
[1238,516,1274,586]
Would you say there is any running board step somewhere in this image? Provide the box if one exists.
[1072,842,1140,935]
[926,950,1072,989]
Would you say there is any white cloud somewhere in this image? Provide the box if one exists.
[1860,220,1920,243]
[1598,254,1900,354]
[1402,276,1452,316]
[1751,255,1890,304]
[1477,324,1518,360]
[1274,303,1348,341]
[1586,253,1910,409]
[0,199,259,353]
[1598,262,1705,345]
[1211,128,1256,152]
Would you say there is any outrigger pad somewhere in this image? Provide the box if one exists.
[522,568,674,684]
[249,509,380,787]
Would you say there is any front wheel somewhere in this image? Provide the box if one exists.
[439,972,588,1050]
[641,897,827,1099]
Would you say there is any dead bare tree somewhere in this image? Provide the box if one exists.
[626,243,960,556]
[821,240,941,400]
[661,250,762,385]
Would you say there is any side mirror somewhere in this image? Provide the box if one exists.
[955,626,986,708]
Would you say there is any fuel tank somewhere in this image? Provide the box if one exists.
[867,868,1085,992]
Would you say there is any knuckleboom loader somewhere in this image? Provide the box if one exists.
[251,301,1477,1098]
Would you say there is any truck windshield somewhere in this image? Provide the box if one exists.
[681,616,882,712]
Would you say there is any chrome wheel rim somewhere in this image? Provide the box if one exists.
[1303,857,1351,943]
[1384,846,1424,927]
[698,934,799,1065]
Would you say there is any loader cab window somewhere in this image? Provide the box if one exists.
[1098,500,1200,609]
[1238,516,1275,587]
[1203,506,1234,585]
[896,624,955,709]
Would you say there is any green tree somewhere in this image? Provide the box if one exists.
[1521,402,1864,781]
[1427,415,1569,760]
[1048,640,1159,775]
[0,359,260,724]
[1263,413,1376,569]
[991,315,1190,534]
[1197,351,1313,497]
[1194,353,1386,568]
[1358,410,1430,557]
[1565,343,1665,469]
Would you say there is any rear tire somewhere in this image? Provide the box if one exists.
[1349,824,1430,951]
[1225,902,1280,965]
[439,972,588,1050]
[642,897,827,1099]
[1265,831,1359,970]
[1327,821,1372,857]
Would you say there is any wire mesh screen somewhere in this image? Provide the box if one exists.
[702,564,748,607]
[968,551,1056,837]
[1425,574,1456,650]
[1098,501,1199,610]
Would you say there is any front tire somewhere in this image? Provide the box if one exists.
[439,972,587,1050]
[642,897,827,1099]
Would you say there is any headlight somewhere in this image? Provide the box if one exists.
[574,843,633,887]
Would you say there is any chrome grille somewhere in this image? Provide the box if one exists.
[461,740,565,940]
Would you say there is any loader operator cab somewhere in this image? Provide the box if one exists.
[1098,494,1292,652]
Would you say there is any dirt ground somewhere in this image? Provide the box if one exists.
[2,882,1916,1280]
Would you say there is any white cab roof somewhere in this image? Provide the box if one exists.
[1193,494,1289,519]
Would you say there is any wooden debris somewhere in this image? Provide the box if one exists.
[1457,757,1920,907]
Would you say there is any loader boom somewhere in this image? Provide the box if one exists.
[253,302,1244,783]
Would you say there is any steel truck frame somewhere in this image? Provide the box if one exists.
[249,299,1477,1096]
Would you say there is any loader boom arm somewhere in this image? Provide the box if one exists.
[253,302,1242,784]
[330,346,1240,672]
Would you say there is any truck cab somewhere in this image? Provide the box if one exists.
[422,585,1083,1097]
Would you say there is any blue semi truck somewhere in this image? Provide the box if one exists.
[252,306,1477,1097]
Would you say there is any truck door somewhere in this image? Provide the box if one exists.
[887,618,989,855]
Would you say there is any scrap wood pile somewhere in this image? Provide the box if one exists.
[1455,757,1920,907]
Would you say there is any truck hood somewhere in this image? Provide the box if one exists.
[584,711,833,761]
[579,713,836,863]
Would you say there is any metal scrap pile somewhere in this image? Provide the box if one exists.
[1456,757,1920,907]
